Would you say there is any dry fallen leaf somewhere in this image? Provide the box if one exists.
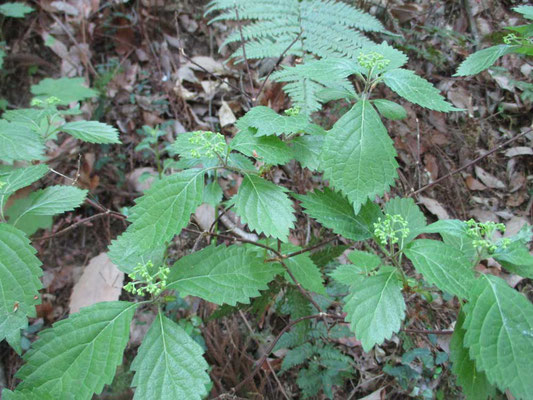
[218,100,236,127]
[475,166,506,189]
[69,253,124,314]
[418,196,450,220]
[465,175,487,191]
[505,146,533,157]
[127,167,157,192]
[194,203,215,232]
[189,56,225,75]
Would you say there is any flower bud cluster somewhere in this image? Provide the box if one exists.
[466,219,508,254]
[373,214,409,247]
[357,51,390,72]
[124,261,170,297]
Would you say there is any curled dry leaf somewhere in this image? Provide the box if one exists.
[475,166,506,189]
[69,253,124,314]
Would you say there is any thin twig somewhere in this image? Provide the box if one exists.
[209,204,235,234]
[232,313,343,393]
[234,7,255,97]
[254,31,302,104]
[283,236,338,259]
[33,212,110,241]
[266,360,291,400]
[410,129,532,197]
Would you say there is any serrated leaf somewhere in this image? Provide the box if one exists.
[2,108,55,135]
[0,2,34,18]
[282,244,326,294]
[372,99,407,120]
[130,312,210,400]
[0,224,42,353]
[405,239,475,299]
[454,45,514,77]
[2,388,55,400]
[347,250,381,271]
[0,120,45,163]
[463,275,533,399]
[295,187,381,241]
[421,219,477,261]
[31,77,98,105]
[233,174,295,241]
[383,68,459,112]
[11,186,87,226]
[384,197,427,245]
[203,181,223,207]
[6,196,52,236]
[108,169,205,268]
[230,127,292,165]
[61,121,120,144]
[0,164,48,213]
[343,266,406,352]
[290,133,324,170]
[450,311,496,400]
[14,301,136,399]
[493,241,533,278]
[320,100,398,212]
[168,244,282,305]
[236,106,309,137]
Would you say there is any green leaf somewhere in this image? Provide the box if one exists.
[14,301,136,399]
[3,388,55,400]
[454,45,514,77]
[384,197,427,245]
[61,121,120,144]
[343,266,406,352]
[5,196,52,236]
[450,311,496,400]
[230,127,293,165]
[109,169,205,268]
[294,187,380,241]
[0,164,48,213]
[2,108,55,136]
[383,68,459,112]
[131,312,210,400]
[11,186,87,226]
[404,239,475,299]
[290,133,324,170]
[514,5,533,19]
[168,244,282,305]
[203,181,223,207]
[236,106,309,136]
[0,120,45,164]
[233,174,295,241]
[0,223,42,353]
[421,219,477,261]
[493,241,533,278]
[0,2,34,18]
[372,99,407,120]
[463,275,533,399]
[320,100,398,212]
[31,77,98,105]
[347,249,381,272]
[282,244,326,294]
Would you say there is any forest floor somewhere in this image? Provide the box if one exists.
[0,0,532,399]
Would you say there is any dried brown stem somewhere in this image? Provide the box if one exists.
[33,212,110,241]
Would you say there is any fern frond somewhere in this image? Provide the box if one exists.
[271,58,357,115]
[207,0,391,62]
